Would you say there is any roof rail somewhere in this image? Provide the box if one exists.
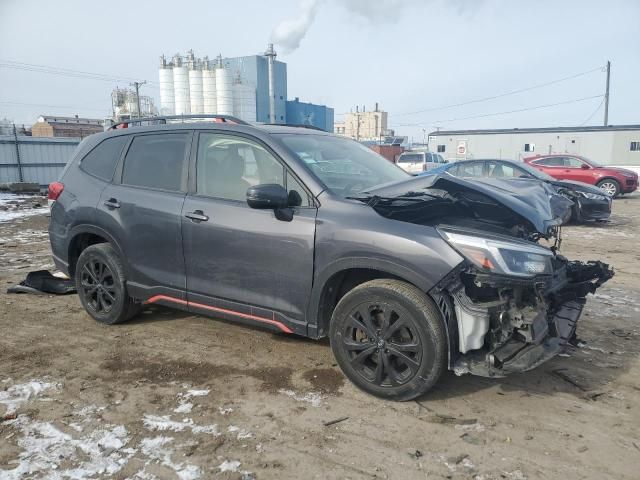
[276,123,327,132]
[108,114,250,130]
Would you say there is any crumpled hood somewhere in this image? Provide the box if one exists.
[359,173,574,237]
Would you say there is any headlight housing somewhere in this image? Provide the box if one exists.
[440,230,554,277]
[578,191,608,200]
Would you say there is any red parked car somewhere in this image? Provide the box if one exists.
[524,154,638,197]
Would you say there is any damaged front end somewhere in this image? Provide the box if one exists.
[432,228,613,377]
[356,173,614,377]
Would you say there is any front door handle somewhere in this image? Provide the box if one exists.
[185,210,209,222]
[104,198,120,209]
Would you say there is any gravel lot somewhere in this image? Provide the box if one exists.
[1,194,639,479]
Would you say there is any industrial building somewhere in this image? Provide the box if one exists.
[157,45,333,131]
[285,97,334,131]
[335,104,389,141]
[111,88,157,120]
[428,125,640,169]
[31,115,103,138]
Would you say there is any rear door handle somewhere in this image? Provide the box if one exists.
[185,210,209,222]
[104,198,120,209]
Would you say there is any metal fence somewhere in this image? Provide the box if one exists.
[0,133,80,187]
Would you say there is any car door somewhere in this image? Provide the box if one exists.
[97,131,191,299]
[530,156,564,179]
[181,130,317,331]
[560,156,594,183]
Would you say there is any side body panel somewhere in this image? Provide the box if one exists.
[308,192,464,335]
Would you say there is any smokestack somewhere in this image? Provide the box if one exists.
[375,102,379,112]
[264,43,277,124]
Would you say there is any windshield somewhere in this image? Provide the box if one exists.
[278,134,409,197]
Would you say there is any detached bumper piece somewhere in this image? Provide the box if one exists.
[447,260,613,378]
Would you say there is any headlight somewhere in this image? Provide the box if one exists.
[621,172,635,178]
[578,191,608,200]
[440,230,553,277]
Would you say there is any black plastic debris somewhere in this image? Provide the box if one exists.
[6,270,76,295]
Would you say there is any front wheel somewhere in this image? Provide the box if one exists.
[75,243,141,325]
[329,279,447,401]
[597,179,620,197]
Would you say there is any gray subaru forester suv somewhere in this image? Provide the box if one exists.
[48,115,612,400]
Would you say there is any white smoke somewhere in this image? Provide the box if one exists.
[270,0,321,54]
[270,0,482,54]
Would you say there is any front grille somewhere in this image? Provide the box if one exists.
[627,179,637,186]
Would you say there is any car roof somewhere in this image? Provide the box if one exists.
[104,121,331,137]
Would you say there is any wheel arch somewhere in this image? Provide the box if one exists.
[308,257,435,338]
[67,225,126,277]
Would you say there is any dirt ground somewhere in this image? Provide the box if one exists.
[1,194,639,480]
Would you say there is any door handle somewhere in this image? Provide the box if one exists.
[185,210,209,222]
[104,198,120,209]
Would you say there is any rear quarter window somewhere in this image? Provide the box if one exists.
[80,135,129,181]
[122,133,189,191]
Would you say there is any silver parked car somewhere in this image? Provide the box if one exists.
[396,151,448,174]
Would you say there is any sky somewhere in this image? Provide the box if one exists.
[1,0,639,140]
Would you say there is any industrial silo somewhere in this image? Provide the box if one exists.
[202,57,217,115]
[158,55,175,115]
[172,54,190,115]
[232,79,257,123]
[215,57,233,116]
[188,55,204,115]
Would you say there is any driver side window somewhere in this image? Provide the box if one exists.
[563,157,584,168]
[196,133,310,206]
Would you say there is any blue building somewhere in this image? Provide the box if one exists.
[224,55,287,124]
[285,97,334,132]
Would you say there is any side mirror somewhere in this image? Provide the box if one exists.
[246,184,289,210]
[581,163,590,169]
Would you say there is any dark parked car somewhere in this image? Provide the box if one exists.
[421,158,612,222]
[524,154,638,197]
[48,115,612,401]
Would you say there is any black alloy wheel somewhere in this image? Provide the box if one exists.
[79,256,118,315]
[330,279,447,401]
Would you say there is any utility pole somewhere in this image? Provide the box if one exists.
[603,60,610,126]
[130,81,146,118]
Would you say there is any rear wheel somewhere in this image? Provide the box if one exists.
[75,243,140,325]
[597,179,620,197]
[329,279,447,401]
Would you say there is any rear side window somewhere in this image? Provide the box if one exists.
[535,157,563,167]
[80,135,129,181]
[122,133,189,191]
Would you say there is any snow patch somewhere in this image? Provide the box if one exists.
[0,379,55,415]
[143,414,219,435]
[174,402,193,414]
[140,436,201,480]
[278,388,323,407]
[218,459,241,473]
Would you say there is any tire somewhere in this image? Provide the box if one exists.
[329,279,447,401]
[597,178,620,197]
[75,243,141,325]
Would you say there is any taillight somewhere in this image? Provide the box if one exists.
[48,182,64,201]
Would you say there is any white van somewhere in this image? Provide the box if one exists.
[396,152,448,174]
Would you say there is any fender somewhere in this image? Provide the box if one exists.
[306,255,437,337]
[67,224,128,276]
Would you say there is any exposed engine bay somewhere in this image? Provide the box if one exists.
[355,173,614,376]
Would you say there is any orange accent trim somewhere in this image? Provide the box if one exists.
[145,294,293,334]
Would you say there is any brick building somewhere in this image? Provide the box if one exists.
[31,115,103,138]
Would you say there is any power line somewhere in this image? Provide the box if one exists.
[390,65,605,117]
[392,94,605,128]
[0,59,159,87]
[579,96,606,126]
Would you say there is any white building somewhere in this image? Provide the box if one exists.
[428,125,640,172]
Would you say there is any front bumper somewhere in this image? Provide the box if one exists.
[437,260,613,378]
[575,197,611,222]
[622,177,638,193]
